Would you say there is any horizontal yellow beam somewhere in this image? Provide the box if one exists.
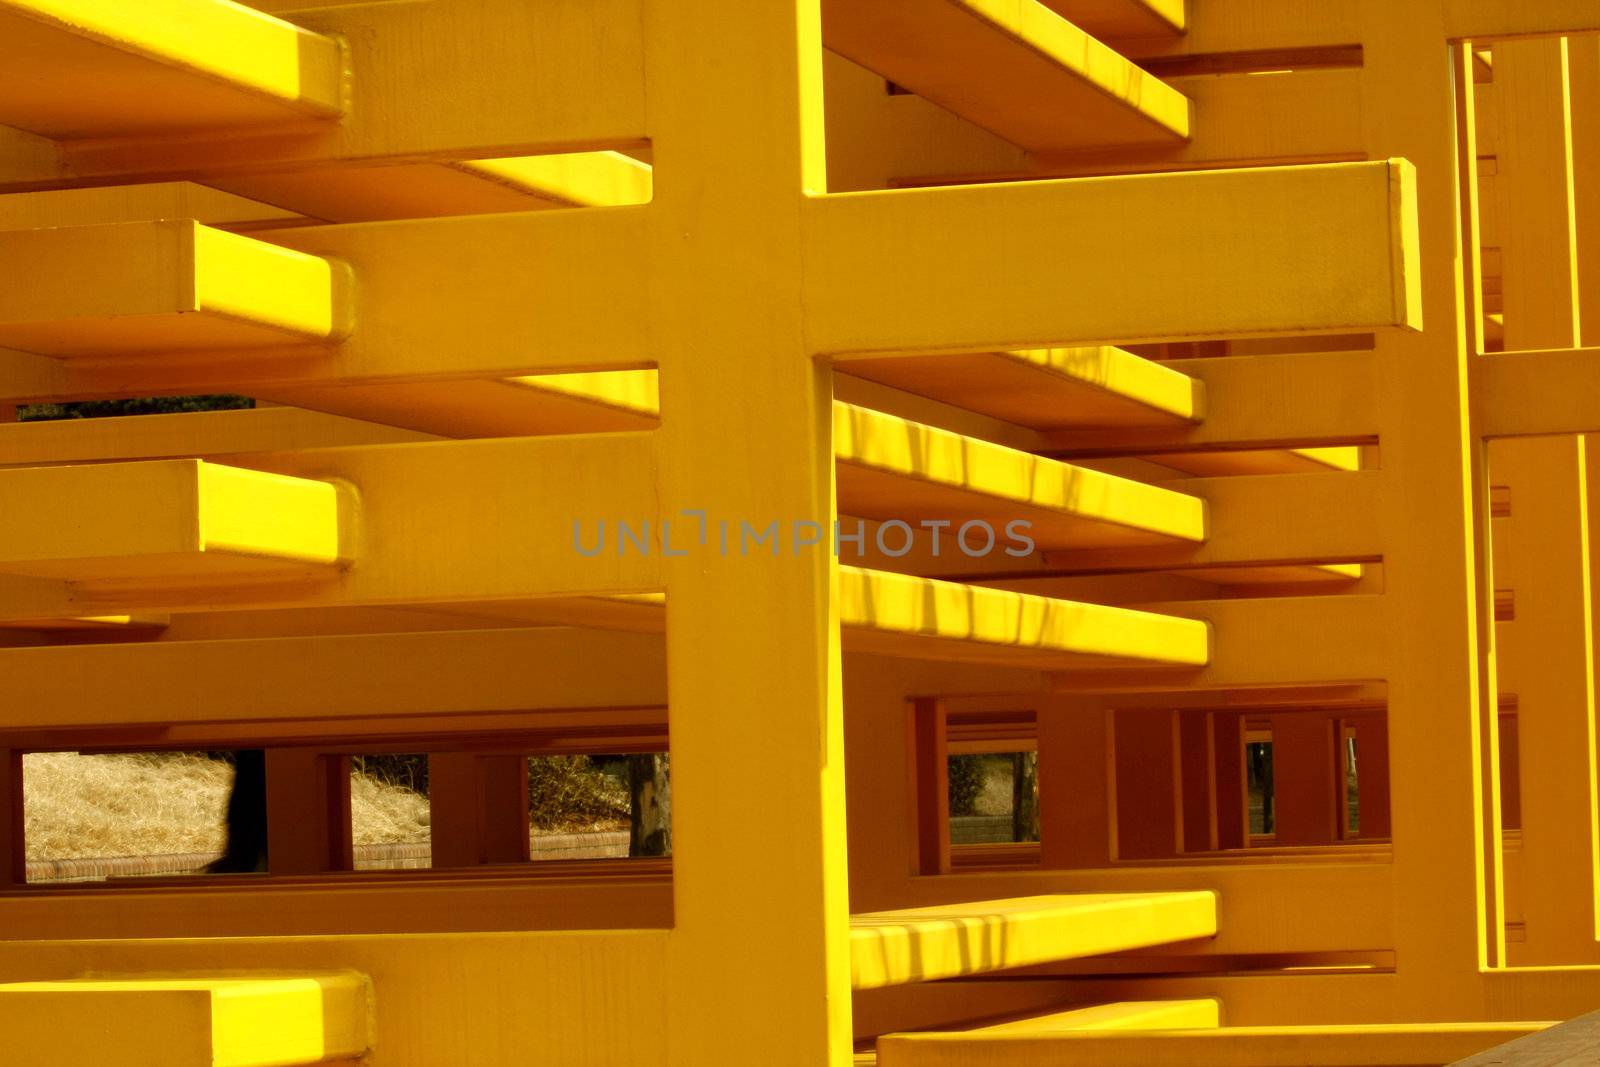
[0,0,648,190]
[0,626,668,730]
[0,0,342,140]
[839,567,1210,669]
[0,211,653,400]
[1477,347,1600,438]
[823,0,1189,152]
[1041,471,1380,579]
[0,181,300,230]
[0,974,370,1067]
[211,151,653,224]
[841,346,1203,430]
[1040,0,1185,40]
[1150,446,1360,477]
[0,407,432,468]
[806,160,1421,353]
[972,999,1220,1033]
[1042,351,1377,455]
[875,1023,1553,1067]
[264,372,659,438]
[0,433,660,619]
[0,220,342,357]
[834,402,1207,549]
[850,892,1217,990]
[1048,593,1386,690]
[0,458,343,585]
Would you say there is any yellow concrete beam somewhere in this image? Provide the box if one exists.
[1478,346,1600,438]
[838,567,1210,669]
[0,220,343,357]
[0,626,667,729]
[0,974,370,1067]
[875,1023,1553,1066]
[1048,594,1385,690]
[212,151,653,224]
[849,892,1217,990]
[0,0,649,189]
[972,999,1221,1033]
[841,347,1203,430]
[0,433,661,618]
[807,160,1421,354]
[1041,351,1376,455]
[264,372,659,439]
[1039,471,1379,579]
[0,458,343,585]
[822,0,1189,152]
[0,0,342,140]
[1150,445,1360,477]
[0,407,432,468]
[834,402,1207,549]
[1040,0,1185,40]
[0,182,301,230]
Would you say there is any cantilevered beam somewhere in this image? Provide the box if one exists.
[849,892,1217,990]
[838,567,1209,669]
[823,0,1188,152]
[875,1023,1554,1067]
[1039,0,1184,40]
[965,1000,1220,1033]
[0,408,432,468]
[212,151,654,224]
[806,160,1421,353]
[0,221,344,357]
[842,347,1203,430]
[0,458,344,584]
[0,975,370,1067]
[0,0,649,188]
[0,433,660,619]
[0,0,342,139]
[0,209,653,404]
[834,402,1206,549]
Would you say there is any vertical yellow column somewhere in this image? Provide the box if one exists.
[1572,36,1600,347]
[1495,37,1582,350]
[644,3,852,1063]
[1362,7,1496,1000]
[1493,437,1600,964]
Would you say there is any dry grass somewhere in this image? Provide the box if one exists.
[23,751,433,861]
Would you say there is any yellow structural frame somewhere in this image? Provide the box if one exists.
[5,1,1600,1067]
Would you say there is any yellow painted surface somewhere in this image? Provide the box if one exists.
[0,0,342,138]
[973,998,1221,1032]
[839,567,1210,668]
[0,974,370,1066]
[5,2,1600,1065]
[0,458,341,583]
[842,346,1203,430]
[834,402,1207,547]
[0,220,339,356]
[822,0,1190,151]
[875,1023,1554,1066]
[850,892,1217,989]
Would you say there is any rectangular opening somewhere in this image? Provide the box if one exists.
[22,750,234,883]
[1342,726,1360,838]
[946,750,1038,845]
[1245,732,1275,839]
[350,754,430,871]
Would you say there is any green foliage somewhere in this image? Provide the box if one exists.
[18,395,254,421]
[947,754,985,817]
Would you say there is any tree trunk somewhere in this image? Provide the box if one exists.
[1012,751,1039,843]
[628,753,672,856]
